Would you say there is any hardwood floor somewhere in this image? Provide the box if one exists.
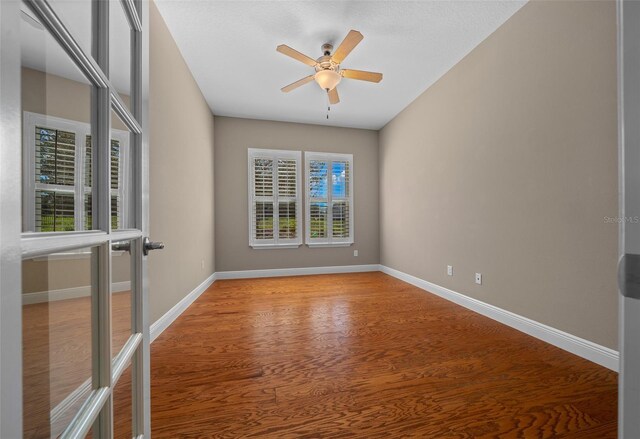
[22,291,132,439]
[149,272,618,438]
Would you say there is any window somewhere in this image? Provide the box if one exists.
[248,148,302,248]
[305,152,354,246]
[23,112,129,232]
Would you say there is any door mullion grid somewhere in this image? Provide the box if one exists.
[93,242,113,438]
[131,0,151,435]
[93,0,114,436]
[122,0,143,32]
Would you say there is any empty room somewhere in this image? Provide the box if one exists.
[2,0,639,437]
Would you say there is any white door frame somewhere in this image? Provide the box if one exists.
[0,1,25,438]
[0,0,151,437]
[619,0,640,436]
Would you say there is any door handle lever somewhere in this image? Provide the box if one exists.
[143,237,164,256]
[112,242,131,253]
[619,253,640,299]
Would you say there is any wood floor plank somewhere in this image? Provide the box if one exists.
[147,272,617,437]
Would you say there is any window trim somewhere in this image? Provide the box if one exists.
[22,111,129,233]
[305,151,354,247]
[247,148,302,249]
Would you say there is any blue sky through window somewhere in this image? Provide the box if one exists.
[309,161,328,197]
[332,161,347,197]
[309,160,348,198]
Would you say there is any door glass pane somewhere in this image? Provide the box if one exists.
[110,0,132,110]
[22,247,96,438]
[21,3,94,232]
[113,364,133,439]
[46,0,93,59]
[111,109,133,230]
[112,241,133,358]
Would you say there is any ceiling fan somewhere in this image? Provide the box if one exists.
[277,30,383,105]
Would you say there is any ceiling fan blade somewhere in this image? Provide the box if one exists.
[331,30,364,64]
[276,45,318,67]
[328,87,340,105]
[281,75,315,93]
[341,69,383,83]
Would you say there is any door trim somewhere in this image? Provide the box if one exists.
[0,0,24,437]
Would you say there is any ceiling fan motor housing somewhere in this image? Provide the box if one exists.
[316,55,339,72]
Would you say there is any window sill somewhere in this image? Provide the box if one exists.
[250,244,302,250]
[306,242,354,248]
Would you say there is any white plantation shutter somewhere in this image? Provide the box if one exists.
[248,149,302,248]
[308,160,329,239]
[305,152,354,246]
[277,159,298,239]
[33,126,77,231]
[84,136,125,230]
[23,112,129,233]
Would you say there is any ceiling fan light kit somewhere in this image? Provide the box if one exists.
[277,30,383,106]
[314,69,341,91]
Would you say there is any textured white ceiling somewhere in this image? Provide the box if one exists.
[155,1,527,130]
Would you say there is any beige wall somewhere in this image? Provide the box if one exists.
[214,116,379,271]
[148,2,215,322]
[23,254,130,294]
[379,0,618,349]
[22,67,128,130]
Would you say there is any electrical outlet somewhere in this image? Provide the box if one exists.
[475,273,482,285]
[354,250,359,257]
[201,259,205,270]
[447,265,453,276]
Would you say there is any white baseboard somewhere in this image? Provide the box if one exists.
[22,281,131,305]
[215,264,380,280]
[380,265,619,372]
[150,273,217,342]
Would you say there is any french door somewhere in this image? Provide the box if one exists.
[620,0,640,436]
[0,0,153,437]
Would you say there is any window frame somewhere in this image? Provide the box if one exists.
[305,151,354,247]
[22,111,129,234]
[247,148,302,249]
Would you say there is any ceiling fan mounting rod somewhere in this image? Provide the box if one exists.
[321,43,333,56]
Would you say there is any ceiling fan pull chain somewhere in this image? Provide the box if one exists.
[326,93,331,119]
